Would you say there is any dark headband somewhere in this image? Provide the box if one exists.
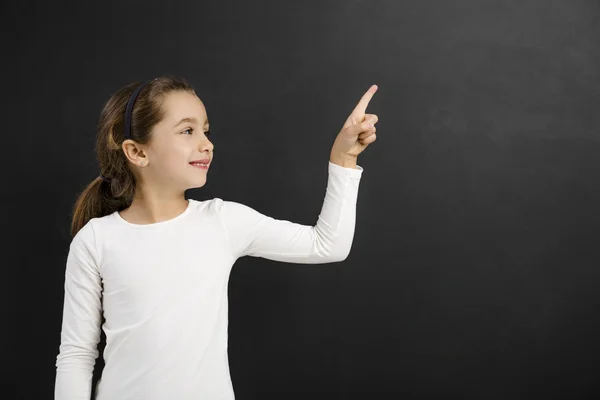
[124,80,151,140]
[99,79,151,184]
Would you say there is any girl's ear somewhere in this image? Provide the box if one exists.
[122,139,148,167]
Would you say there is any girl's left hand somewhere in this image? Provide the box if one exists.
[330,85,379,158]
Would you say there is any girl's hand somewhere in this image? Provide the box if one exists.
[330,85,379,160]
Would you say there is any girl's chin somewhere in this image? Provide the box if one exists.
[186,179,207,190]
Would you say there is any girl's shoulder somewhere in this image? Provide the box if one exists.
[188,197,227,212]
[188,197,252,215]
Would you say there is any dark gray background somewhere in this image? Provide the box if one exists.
[4,0,600,399]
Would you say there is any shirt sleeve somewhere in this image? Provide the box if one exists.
[216,161,364,263]
[55,222,103,400]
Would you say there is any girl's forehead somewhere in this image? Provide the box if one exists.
[162,91,208,123]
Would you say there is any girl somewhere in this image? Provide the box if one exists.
[55,76,378,399]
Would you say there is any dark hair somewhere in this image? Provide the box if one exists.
[70,76,196,236]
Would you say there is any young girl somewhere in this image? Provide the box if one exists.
[54,76,378,399]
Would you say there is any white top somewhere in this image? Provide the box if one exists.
[55,161,363,400]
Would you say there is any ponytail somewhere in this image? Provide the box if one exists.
[70,175,134,236]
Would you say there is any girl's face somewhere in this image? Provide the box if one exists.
[144,91,214,191]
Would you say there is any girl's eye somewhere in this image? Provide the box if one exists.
[182,128,211,136]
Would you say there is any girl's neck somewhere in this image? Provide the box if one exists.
[119,192,189,225]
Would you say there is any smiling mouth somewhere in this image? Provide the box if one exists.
[189,161,210,170]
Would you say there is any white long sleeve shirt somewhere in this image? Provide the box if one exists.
[55,161,363,400]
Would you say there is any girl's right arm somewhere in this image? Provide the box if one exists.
[55,223,103,400]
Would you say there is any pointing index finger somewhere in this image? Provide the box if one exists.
[352,85,378,116]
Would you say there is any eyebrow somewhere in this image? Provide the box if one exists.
[173,117,209,128]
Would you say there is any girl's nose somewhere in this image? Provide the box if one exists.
[199,138,214,153]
